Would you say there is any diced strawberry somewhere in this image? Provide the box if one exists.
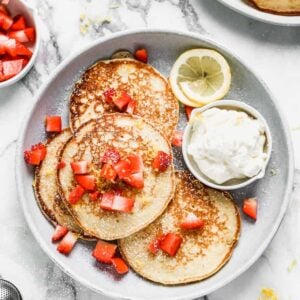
[0,5,8,16]
[103,88,116,103]
[10,15,26,31]
[123,172,144,189]
[70,161,89,174]
[21,57,29,67]
[127,154,143,174]
[24,143,47,166]
[2,38,15,55]
[100,192,114,210]
[0,11,12,31]
[148,234,166,255]
[126,99,137,114]
[184,105,194,120]
[0,34,8,55]
[31,143,47,160]
[160,233,183,256]
[8,28,35,43]
[89,191,100,202]
[180,213,204,230]
[68,185,85,204]
[113,154,144,187]
[100,193,134,213]
[57,160,66,169]
[148,240,159,255]
[52,225,68,242]
[113,91,132,110]
[45,115,62,133]
[111,196,134,213]
[134,48,148,63]
[4,38,32,57]
[57,231,78,255]
[92,241,117,264]
[8,30,26,42]
[2,59,23,79]
[0,61,8,82]
[75,175,96,191]
[152,151,171,172]
[243,198,257,220]
[0,44,5,55]
[0,63,5,82]
[171,130,183,147]
[111,257,129,274]
[114,159,132,179]
[100,163,117,181]
[15,42,32,56]
[0,33,8,42]
[101,148,120,165]
[24,150,41,165]
[24,27,35,42]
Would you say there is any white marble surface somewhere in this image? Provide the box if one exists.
[1,0,300,299]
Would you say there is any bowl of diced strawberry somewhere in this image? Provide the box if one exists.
[0,0,39,87]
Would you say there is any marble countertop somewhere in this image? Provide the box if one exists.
[1,0,300,299]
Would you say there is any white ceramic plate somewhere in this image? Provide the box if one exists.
[216,0,300,26]
[16,30,294,300]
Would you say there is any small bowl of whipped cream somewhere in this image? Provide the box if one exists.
[182,100,272,190]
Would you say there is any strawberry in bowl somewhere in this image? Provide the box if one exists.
[0,0,39,88]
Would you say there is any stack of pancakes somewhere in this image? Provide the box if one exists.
[34,56,240,285]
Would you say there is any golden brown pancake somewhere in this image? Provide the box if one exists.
[249,0,300,15]
[69,58,179,141]
[58,114,176,240]
[119,171,241,285]
[34,129,93,239]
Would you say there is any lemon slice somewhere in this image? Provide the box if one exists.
[169,49,231,106]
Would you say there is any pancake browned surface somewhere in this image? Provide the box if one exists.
[34,129,89,236]
[249,0,300,15]
[119,171,241,285]
[58,114,175,240]
[69,58,179,141]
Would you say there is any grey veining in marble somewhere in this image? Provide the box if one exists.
[1,0,300,299]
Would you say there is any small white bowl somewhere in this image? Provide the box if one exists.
[182,100,273,190]
[0,0,40,88]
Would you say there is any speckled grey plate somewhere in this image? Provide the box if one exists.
[16,30,294,300]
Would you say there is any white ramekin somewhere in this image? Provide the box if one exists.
[182,100,272,190]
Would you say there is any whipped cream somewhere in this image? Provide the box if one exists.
[188,107,267,184]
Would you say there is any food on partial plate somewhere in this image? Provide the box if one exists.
[92,241,129,274]
[58,114,175,240]
[0,4,36,82]
[171,130,183,147]
[57,231,78,255]
[119,171,240,285]
[249,0,300,15]
[33,129,94,239]
[45,115,62,133]
[69,58,178,141]
[23,46,262,283]
[169,49,231,107]
[243,198,258,220]
[134,48,148,63]
[24,143,46,166]
[184,105,194,120]
[188,107,268,184]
